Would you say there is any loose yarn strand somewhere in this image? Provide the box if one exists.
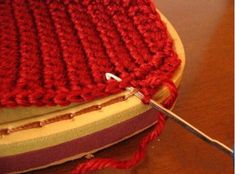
[72,81,177,174]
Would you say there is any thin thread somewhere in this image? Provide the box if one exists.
[0,94,130,137]
[71,81,177,174]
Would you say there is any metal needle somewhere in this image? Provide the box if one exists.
[105,73,233,156]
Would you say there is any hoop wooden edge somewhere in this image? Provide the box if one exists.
[0,11,185,157]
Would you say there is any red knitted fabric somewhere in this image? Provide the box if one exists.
[0,0,181,107]
[1,1,182,173]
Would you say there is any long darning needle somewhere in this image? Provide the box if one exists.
[105,73,233,156]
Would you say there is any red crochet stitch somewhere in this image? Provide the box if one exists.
[0,0,180,107]
[0,0,182,173]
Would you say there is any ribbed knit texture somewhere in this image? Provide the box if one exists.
[0,0,181,107]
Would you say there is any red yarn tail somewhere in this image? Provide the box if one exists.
[72,81,177,174]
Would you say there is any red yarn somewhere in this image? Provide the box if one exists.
[72,81,177,174]
[0,0,180,107]
[0,0,181,173]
